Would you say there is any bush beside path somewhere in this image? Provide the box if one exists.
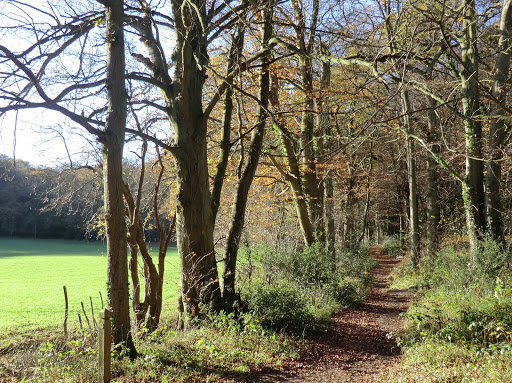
[272,246,411,383]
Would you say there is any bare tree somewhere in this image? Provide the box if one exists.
[0,0,135,354]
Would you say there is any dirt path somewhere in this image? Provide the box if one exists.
[264,246,411,383]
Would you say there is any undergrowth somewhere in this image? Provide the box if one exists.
[0,318,299,382]
[384,237,512,382]
[380,235,407,257]
[238,242,374,334]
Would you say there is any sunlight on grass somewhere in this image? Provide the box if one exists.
[0,238,180,333]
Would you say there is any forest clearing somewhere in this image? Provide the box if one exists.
[2,0,512,382]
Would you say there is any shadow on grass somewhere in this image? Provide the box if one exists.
[111,339,290,383]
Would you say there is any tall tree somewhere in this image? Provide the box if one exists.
[268,0,330,248]
[485,0,512,243]
[0,0,135,353]
[129,0,271,323]
[102,0,135,356]
[222,2,274,308]
[459,0,486,251]
[377,0,420,265]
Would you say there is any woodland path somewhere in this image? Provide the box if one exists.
[261,246,411,383]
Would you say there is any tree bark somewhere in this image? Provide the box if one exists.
[268,0,325,248]
[317,53,335,257]
[324,176,335,258]
[402,89,420,268]
[379,0,420,263]
[291,0,325,242]
[460,0,485,251]
[128,233,145,327]
[426,96,440,259]
[122,178,160,331]
[103,0,135,357]
[153,156,176,327]
[342,158,357,249]
[358,143,373,245]
[485,0,512,243]
[133,1,222,323]
[269,71,315,246]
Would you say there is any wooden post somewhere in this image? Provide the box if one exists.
[90,296,98,331]
[81,301,92,331]
[98,308,112,383]
[63,286,68,338]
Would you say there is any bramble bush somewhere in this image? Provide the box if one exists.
[383,237,512,382]
[398,237,512,353]
[241,279,319,333]
[238,242,375,335]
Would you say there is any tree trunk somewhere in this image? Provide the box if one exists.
[324,177,335,258]
[380,0,419,263]
[170,1,221,324]
[317,48,335,257]
[485,0,512,243]
[401,89,420,268]
[222,5,273,308]
[132,1,222,323]
[128,234,146,327]
[358,143,373,245]
[174,138,220,321]
[292,0,324,242]
[426,96,440,259]
[153,213,175,327]
[282,136,316,246]
[135,232,160,330]
[269,72,315,246]
[342,160,357,249]
[103,0,135,357]
[460,0,485,251]
[211,24,246,221]
[153,158,176,327]
[123,180,160,331]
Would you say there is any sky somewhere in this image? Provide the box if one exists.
[0,109,101,168]
[0,1,104,168]
[0,1,158,169]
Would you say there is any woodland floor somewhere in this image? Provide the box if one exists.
[259,246,411,383]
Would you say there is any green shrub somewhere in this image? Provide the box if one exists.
[241,279,318,333]
[397,238,512,353]
[290,242,335,284]
[249,242,336,285]
[380,235,406,256]
[474,237,512,279]
[402,287,512,352]
[420,246,472,290]
[237,243,375,334]
[336,247,375,281]
[327,276,367,308]
[380,238,512,382]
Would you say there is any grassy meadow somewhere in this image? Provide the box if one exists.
[0,238,180,337]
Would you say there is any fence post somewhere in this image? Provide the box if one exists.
[63,286,68,338]
[98,308,112,383]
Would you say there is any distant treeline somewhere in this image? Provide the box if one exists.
[0,155,97,239]
[0,155,174,241]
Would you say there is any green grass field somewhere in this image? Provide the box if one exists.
[0,238,180,334]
